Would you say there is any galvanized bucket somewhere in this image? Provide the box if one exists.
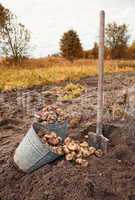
[14,122,68,173]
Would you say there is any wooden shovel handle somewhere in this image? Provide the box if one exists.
[96,10,105,135]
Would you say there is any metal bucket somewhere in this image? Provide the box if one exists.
[14,122,68,173]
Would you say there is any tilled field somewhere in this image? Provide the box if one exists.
[0,72,135,200]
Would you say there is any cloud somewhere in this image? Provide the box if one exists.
[1,0,135,57]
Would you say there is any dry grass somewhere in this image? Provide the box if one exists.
[0,57,134,91]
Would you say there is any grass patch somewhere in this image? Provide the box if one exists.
[0,59,134,91]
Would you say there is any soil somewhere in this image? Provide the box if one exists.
[0,72,135,200]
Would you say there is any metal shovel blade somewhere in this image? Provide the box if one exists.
[88,132,109,153]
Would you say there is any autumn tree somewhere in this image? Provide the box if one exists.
[60,30,83,62]
[0,4,10,28]
[105,22,130,59]
[0,3,31,63]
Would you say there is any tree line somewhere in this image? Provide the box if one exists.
[1,3,135,63]
[60,24,135,61]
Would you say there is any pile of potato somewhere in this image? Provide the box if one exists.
[41,132,103,167]
[35,105,68,124]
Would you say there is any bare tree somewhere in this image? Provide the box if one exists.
[105,22,130,59]
[0,4,31,63]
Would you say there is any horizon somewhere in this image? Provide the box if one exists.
[1,0,135,58]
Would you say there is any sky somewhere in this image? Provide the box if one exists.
[1,0,135,57]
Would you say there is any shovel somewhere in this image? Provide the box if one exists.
[88,11,109,153]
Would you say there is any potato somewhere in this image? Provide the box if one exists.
[65,153,74,161]
[67,141,79,151]
[75,158,83,164]
[69,117,81,128]
[50,132,57,138]
[89,147,96,155]
[52,146,64,156]
[95,149,103,157]
[64,137,72,145]
[76,151,83,159]
[80,147,91,158]
[80,141,89,148]
[42,136,48,143]
[63,145,70,154]
[47,137,60,146]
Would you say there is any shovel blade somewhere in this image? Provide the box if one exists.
[88,132,109,153]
